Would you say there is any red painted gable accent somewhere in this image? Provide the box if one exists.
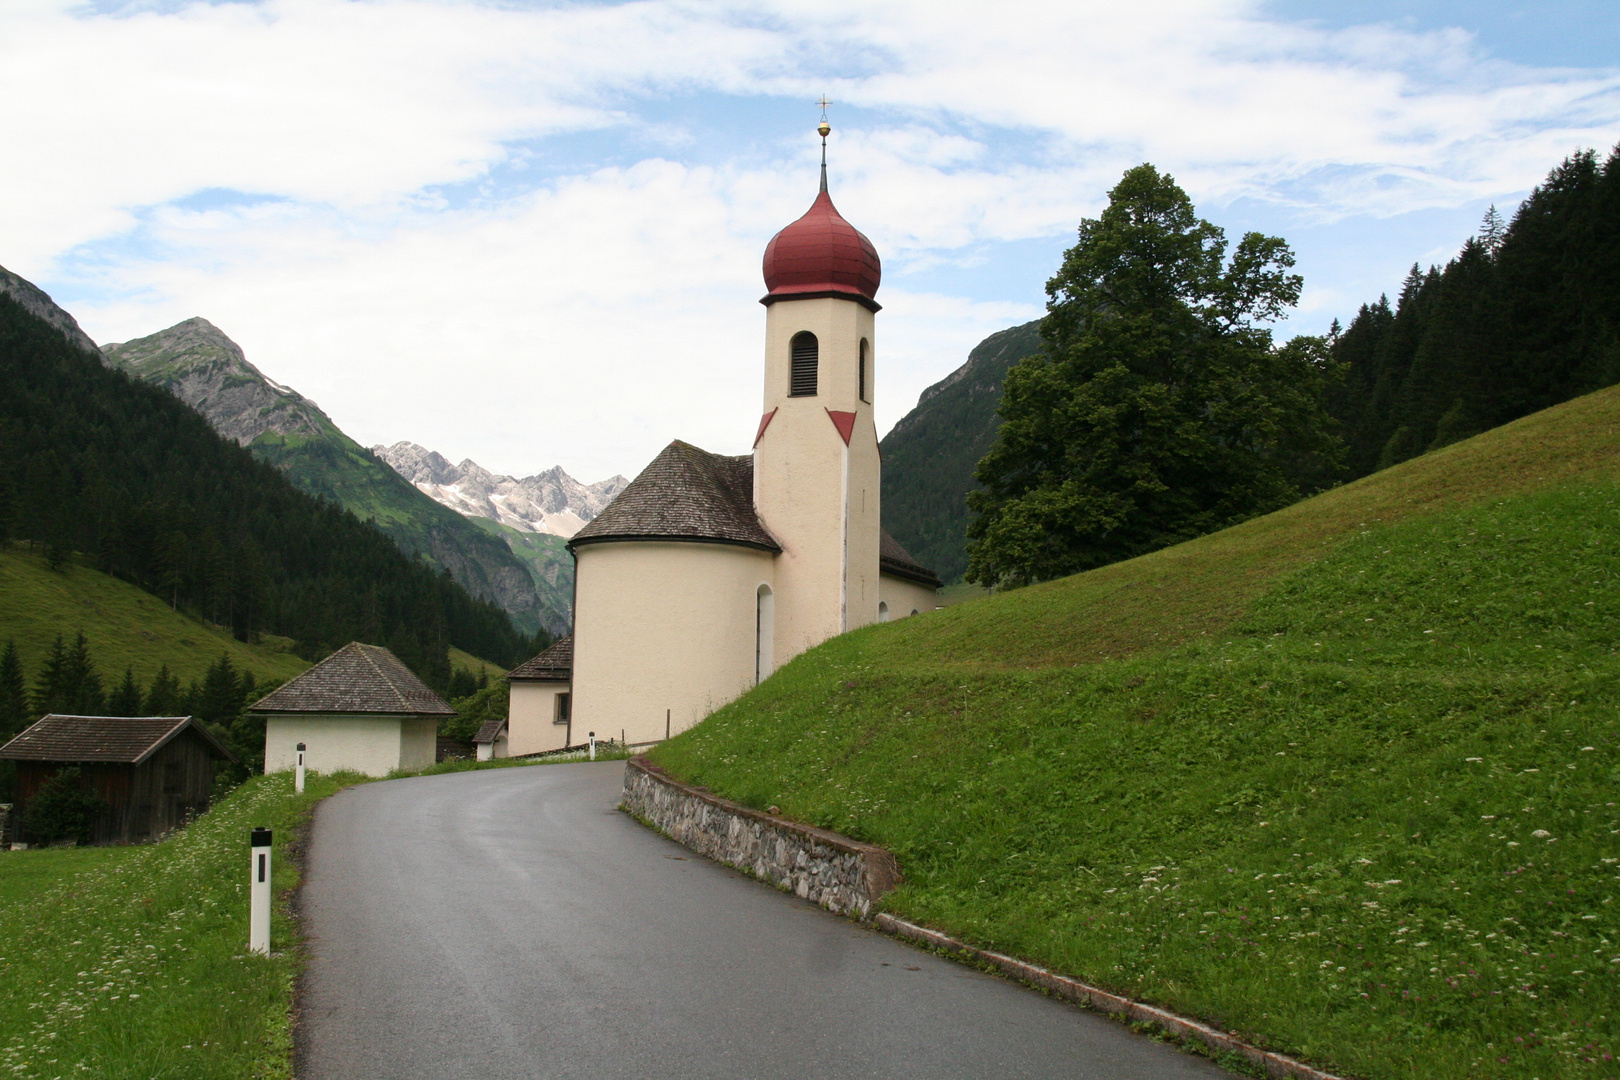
[825,409,856,446]
[753,408,777,448]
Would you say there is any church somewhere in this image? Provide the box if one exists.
[505,124,940,756]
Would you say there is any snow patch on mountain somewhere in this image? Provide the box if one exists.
[373,441,627,539]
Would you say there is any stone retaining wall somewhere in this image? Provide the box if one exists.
[621,757,900,918]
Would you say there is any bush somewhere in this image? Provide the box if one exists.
[21,767,109,845]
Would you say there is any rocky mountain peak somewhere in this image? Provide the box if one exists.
[102,319,330,447]
[0,263,102,356]
[372,441,628,538]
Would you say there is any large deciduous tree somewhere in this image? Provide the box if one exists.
[965,164,1342,588]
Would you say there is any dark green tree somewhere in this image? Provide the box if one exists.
[965,164,1342,588]
[31,632,106,717]
[106,668,144,717]
[0,640,27,740]
[20,767,108,845]
[142,664,183,716]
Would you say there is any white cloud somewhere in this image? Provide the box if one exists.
[5,0,1618,478]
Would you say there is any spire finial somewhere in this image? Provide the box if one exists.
[816,95,831,193]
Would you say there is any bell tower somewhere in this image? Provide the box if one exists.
[752,113,882,665]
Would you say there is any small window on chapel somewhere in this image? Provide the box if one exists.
[859,338,869,403]
[790,332,818,397]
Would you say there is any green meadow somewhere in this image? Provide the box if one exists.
[0,545,310,687]
[652,386,1620,1080]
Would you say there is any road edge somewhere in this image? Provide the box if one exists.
[625,757,1348,1080]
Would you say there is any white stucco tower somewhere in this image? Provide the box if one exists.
[753,132,884,662]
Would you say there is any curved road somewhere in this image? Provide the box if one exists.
[297,762,1228,1079]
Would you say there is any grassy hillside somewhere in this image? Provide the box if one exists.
[0,545,309,686]
[880,319,1041,584]
[654,385,1620,1080]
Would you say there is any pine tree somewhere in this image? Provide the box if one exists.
[142,664,183,716]
[0,640,28,740]
[107,668,144,717]
[30,633,70,717]
[1479,204,1506,255]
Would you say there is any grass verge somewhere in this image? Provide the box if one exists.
[652,389,1620,1080]
[0,754,572,1079]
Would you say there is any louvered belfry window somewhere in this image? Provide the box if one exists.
[789,332,819,397]
[859,338,869,402]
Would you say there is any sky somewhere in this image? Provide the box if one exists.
[4,0,1617,483]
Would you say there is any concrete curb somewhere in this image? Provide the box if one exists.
[872,914,1346,1080]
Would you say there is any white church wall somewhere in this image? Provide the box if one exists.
[509,680,571,756]
[878,573,940,620]
[755,295,882,658]
[573,540,774,744]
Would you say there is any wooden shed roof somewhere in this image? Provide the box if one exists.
[0,715,237,765]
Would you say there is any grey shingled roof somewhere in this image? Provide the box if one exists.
[880,529,942,588]
[569,441,779,552]
[473,717,508,745]
[251,642,455,716]
[506,634,572,681]
[0,715,237,765]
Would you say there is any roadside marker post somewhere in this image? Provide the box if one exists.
[295,742,306,794]
[588,731,596,761]
[249,827,272,954]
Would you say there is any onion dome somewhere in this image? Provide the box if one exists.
[761,188,882,309]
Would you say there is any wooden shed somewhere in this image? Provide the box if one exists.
[0,715,237,845]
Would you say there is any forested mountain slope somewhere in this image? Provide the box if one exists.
[102,318,564,635]
[0,290,532,688]
[657,383,1620,1080]
[879,320,1041,583]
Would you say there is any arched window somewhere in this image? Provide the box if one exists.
[789,332,818,397]
[859,338,869,403]
[878,601,890,623]
[756,584,775,684]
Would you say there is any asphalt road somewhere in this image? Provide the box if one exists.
[297,761,1229,1080]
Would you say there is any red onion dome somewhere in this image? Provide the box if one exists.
[761,189,881,308]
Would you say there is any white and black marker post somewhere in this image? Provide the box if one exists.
[249,827,272,954]
[295,742,306,794]
[588,731,596,761]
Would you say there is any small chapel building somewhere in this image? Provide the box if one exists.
[505,130,940,755]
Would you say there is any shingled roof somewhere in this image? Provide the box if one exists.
[507,634,572,681]
[880,529,942,588]
[251,642,455,716]
[569,441,779,552]
[0,715,236,765]
[473,717,508,745]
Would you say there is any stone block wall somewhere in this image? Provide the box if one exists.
[622,757,900,919]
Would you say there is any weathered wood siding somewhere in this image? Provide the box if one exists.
[14,729,219,845]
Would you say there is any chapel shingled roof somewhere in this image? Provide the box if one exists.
[251,642,456,716]
[473,717,508,745]
[506,634,573,681]
[569,441,779,552]
[0,715,237,765]
[880,529,943,589]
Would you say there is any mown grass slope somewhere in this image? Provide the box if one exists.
[0,545,309,686]
[653,385,1620,1080]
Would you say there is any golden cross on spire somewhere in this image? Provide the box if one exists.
[817,95,831,120]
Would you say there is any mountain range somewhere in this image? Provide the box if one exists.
[100,318,572,634]
[373,442,625,539]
